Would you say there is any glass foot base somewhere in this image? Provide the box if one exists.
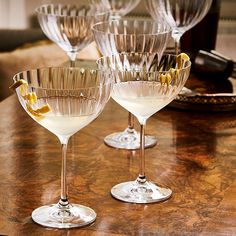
[32,203,96,228]
[111,181,172,204]
[104,130,157,150]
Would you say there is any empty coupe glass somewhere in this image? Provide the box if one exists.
[36,4,109,66]
[145,0,212,54]
[11,67,112,228]
[89,0,140,18]
[92,19,171,149]
[97,52,191,203]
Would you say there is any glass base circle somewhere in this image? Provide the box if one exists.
[104,129,157,150]
[32,203,96,228]
[111,181,172,204]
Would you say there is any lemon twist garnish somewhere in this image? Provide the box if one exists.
[160,53,189,85]
[160,73,172,86]
[35,104,51,114]
[170,68,179,77]
[26,104,51,119]
[10,79,29,96]
[176,53,190,69]
[160,74,166,85]
[10,79,51,119]
[23,92,37,105]
[26,104,43,118]
[165,74,172,86]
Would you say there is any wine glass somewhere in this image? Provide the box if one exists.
[145,0,212,54]
[89,0,141,19]
[10,67,112,228]
[92,19,171,149]
[36,4,109,66]
[97,52,191,203]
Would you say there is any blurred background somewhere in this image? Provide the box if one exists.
[0,0,235,32]
[0,0,235,102]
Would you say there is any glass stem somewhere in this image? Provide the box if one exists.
[137,122,146,183]
[127,112,134,133]
[59,136,70,207]
[70,59,76,67]
[67,52,77,67]
[174,38,181,55]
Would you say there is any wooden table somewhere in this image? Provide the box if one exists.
[0,94,236,235]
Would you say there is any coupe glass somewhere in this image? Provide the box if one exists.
[145,0,212,54]
[92,19,171,149]
[11,67,112,228]
[89,0,141,19]
[36,4,109,66]
[97,52,191,203]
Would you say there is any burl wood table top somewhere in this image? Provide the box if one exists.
[0,95,235,235]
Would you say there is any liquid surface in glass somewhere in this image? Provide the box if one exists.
[26,96,98,137]
[112,81,176,120]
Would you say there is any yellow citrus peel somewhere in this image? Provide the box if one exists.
[10,79,51,119]
[160,73,172,86]
[23,92,37,105]
[176,53,190,69]
[34,104,51,114]
[160,53,189,85]
[26,104,43,118]
[170,68,179,77]
[26,104,51,119]
[160,74,166,84]
[9,79,28,96]
[165,74,172,86]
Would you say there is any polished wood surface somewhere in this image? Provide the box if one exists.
[0,94,236,235]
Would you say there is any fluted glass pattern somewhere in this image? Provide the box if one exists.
[97,52,191,203]
[89,0,140,17]
[92,19,171,58]
[98,53,190,121]
[145,0,212,41]
[14,67,111,137]
[12,66,112,228]
[36,4,109,61]
[92,19,171,150]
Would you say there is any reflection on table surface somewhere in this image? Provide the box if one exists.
[0,95,235,235]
